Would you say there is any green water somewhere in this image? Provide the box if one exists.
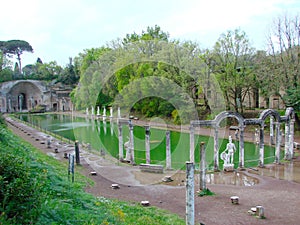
[18,114,282,170]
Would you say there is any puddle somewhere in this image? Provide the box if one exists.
[253,161,300,183]
[133,170,259,186]
[163,171,259,187]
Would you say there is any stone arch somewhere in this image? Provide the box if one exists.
[259,108,281,122]
[213,111,245,170]
[7,80,44,112]
[256,109,282,166]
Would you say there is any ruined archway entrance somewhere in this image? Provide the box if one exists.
[7,81,43,112]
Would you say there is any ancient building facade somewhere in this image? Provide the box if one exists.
[0,80,73,112]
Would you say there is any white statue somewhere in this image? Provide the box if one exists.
[124,137,131,161]
[221,135,236,165]
[97,106,100,116]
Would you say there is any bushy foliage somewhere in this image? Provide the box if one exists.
[0,121,185,224]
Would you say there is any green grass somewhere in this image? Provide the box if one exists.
[0,119,185,225]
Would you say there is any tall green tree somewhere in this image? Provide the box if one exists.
[208,28,256,113]
[0,40,33,73]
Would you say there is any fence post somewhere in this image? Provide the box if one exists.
[75,140,80,164]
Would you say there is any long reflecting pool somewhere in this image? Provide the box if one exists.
[18,113,282,170]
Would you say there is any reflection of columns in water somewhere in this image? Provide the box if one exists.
[103,120,107,134]
[97,120,101,134]
[91,118,95,132]
[145,125,151,164]
[189,126,195,163]
[259,125,265,167]
[213,127,219,171]
[274,166,280,179]
[274,122,281,164]
[166,130,171,170]
[129,120,135,164]
[284,162,293,181]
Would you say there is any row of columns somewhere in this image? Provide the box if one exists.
[116,108,295,170]
[117,119,172,169]
[190,108,295,170]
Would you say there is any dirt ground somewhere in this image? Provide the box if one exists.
[5,115,300,225]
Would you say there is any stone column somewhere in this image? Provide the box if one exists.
[239,127,245,168]
[199,142,206,190]
[284,121,291,160]
[274,122,281,164]
[129,120,135,164]
[270,117,275,145]
[166,130,171,170]
[189,126,195,163]
[75,140,80,164]
[118,121,123,161]
[259,124,264,167]
[289,119,295,159]
[186,162,195,225]
[213,127,219,171]
[145,125,151,164]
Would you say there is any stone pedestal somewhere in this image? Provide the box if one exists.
[223,163,234,172]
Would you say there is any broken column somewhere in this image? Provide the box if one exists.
[186,162,195,225]
[75,140,80,165]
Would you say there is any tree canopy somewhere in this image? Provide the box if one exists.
[0,40,33,73]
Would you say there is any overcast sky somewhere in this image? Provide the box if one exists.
[1,0,299,67]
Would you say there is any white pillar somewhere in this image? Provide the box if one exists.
[284,122,291,160]
[259,125,264,167]
[129,120,135,164]
[214,127,219,171]
[270,117,275,145]
[186,162,195,225]
[145,125,151,164]
[200,142,206,190]
[189,126,195,163]
[239,127,245,168]
[274,122,281,164]
[289,119,295,159]
[118,121,123,161]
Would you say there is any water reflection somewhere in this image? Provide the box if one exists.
[167,171,259,186]
[258,161,300,183]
